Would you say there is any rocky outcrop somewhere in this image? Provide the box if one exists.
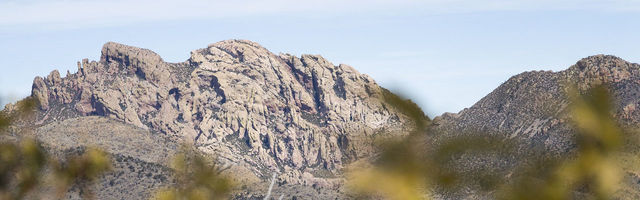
[28,40,410,196]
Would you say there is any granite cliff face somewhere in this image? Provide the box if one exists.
[25,40,409,198]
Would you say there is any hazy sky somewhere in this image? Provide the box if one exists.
[2,0,640,117]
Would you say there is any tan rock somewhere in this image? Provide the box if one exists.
[27,39,412,192]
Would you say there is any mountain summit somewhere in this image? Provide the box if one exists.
[433,55,640,153]
[24,40,411,198]
[15,40,640,199]
[430,55,640,199]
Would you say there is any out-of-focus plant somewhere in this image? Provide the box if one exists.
[1,97,44,200]
[153,146,233,200]
[498,85,624,200]
[348,85,628,200]
[0,109,9,129]
[0,97,111,200]
[347,90,431,200]
[0,97,37,131]
[3,94,233,200]
[51,147,112,199]
[0,139,46,200]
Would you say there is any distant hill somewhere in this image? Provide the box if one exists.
[430,55,640,199]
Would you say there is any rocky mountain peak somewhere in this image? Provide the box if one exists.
[565,54,639,88]
[428,55,640,199]
[200,39,270,60]
[571,54,629,72]
[432,55,640,155]
[101,41,164,64]
[27,40,410,190]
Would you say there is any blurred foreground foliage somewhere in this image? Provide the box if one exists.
[349,85,631,200]
[0,97,111,200]
[1,84,635,200]
[499,86,625,200]
[153,146,233,200]
[0,97,233,200]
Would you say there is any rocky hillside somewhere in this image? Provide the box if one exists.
[15,40,640,199]
[430,55,640,198]
[11,40,412,198]
[432,55,640,153]
[35,117,178,200]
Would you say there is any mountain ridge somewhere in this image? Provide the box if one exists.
[5,40,640,199]
[11,39,414,199]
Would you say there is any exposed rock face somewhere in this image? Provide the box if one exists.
[28,40,409,196]
[17,41,640,199]
[430,55,640,199]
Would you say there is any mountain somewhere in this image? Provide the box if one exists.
[433,55,640,152]
[430,55,640,199]
[4,40,413,199]
[7,40,640,199]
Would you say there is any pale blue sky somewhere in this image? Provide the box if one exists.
[2,0,640,117]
